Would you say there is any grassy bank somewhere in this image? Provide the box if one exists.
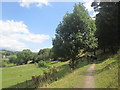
[94,50,119,88]
[45,65,90,88]
[42,60,89,88]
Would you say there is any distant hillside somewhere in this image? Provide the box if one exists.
[0,49,18,56]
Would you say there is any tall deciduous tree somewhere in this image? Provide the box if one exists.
[52,3,97,69]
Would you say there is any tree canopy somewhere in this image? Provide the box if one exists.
[38,48,51,61]
[52,3,97,69]
[91,1,119,53]
[16,49,33,65]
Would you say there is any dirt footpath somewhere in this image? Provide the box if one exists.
[83,64,96,88]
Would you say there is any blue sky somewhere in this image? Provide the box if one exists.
[0,0,95,52]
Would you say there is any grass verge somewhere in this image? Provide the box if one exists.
[94,50,119,88]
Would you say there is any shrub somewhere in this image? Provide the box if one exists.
[9,55,17,64]
[38,61,50,68]
[0,60,7,67]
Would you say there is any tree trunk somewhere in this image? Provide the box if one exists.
[110,46,115,54]
[93,50,96,55]
[103,48,106,53]
[71,59,75,70]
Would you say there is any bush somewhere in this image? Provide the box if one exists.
[38,61,50,68]
[0,60,7,67]
[9,55,17,64]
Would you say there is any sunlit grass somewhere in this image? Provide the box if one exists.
[95,51,119,88]
[46,65,90,88]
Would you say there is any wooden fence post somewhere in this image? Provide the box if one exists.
[16,83,19,88]
[26,80,28,88]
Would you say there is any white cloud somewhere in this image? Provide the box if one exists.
[20,0,49,8]
[91,11,99,18]
[82,0,99,18]
[31,48,40,52]
[0,20,50,51]
[83,0,94,12]
[0,20,29,34]
[0,37,28,51]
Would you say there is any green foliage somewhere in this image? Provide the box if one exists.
[38,60,50,68]
[0,49,18,56]
[1,48,53,65]
[52,3,97,69]
[0,60,7,67]
[92,2,119,53]
[9,55,17,64]
[0,59,14,67]
[37,48,52,61]
[16,49,33,65]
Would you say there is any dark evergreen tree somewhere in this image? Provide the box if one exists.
[92,1,119,53]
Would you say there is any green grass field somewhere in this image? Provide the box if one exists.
[2,61,68,88]
[94,50,119,88]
